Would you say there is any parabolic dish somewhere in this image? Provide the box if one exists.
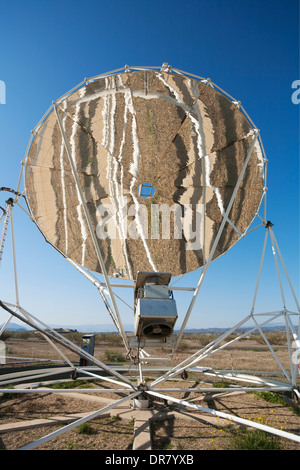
[25,67,265,280]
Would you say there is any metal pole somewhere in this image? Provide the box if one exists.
[286,313,300,386]
[203,370,292,387]
[175,132,259,349]
[0,204,10,266]
[0,388,136,394]
[15,160,25,195]
[0,368,75,387]
[53,104,129,351]
[250,227,269,314]
[151,386,291,393]
[76,367,133,389]
[9,205,20,307]
[0,314,13,337]
[147,390,300,443]
[284,312,295,385]
[269,228,286,308]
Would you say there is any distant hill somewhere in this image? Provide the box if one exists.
[179,325,286,333]
[0,322,29,332]
[0,322,132,333]
[47,324,287,334]
[1,322,286,334]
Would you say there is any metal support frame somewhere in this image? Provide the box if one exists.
[150,225,299,392]
[0,65,299,449]
[0,300,135,389]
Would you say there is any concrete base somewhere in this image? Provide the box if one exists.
[133,397,150,409]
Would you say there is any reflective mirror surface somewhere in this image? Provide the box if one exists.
[25,70,264,279]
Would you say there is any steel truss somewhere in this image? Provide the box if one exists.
[0,65,299,449]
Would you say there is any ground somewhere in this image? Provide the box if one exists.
[0,335,299,450]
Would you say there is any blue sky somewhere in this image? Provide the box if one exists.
[0,0,299,330]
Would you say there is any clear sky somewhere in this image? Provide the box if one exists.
[0,0,299,331]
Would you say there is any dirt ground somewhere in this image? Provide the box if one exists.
[0,381,299,451]
[0,337,299,451]
[2,336,296,373]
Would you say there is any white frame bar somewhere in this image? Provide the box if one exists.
[147,390,300,444]
[0,203,10,266]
